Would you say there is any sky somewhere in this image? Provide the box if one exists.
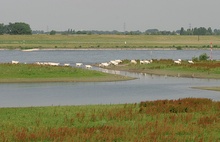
[1,0,219,32]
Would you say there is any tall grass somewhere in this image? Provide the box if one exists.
[0,98,219,141]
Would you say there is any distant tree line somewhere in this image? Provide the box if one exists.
[34,29,178,35]
[1,22,220,35]
[0,22,32,35]
[179,27,220,35]
[38,27,220,36]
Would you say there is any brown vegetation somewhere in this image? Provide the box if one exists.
[0,98,219,141]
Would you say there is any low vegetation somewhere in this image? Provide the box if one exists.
[0,34,220,49]
[105,59,220,80]
[0,63,133,82]
[0,98,219,141]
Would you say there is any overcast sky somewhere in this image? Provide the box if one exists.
[1,0,219,32]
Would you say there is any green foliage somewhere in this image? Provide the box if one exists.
[176,46,182,50]
[50,30,56,35]
[192,56,199,62]
[6,22,32,35]
[199,53,209,61]
[192,53,209,62]
[180,27,213,35]
[0,23,6,35]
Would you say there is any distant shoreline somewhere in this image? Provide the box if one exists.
[0,47,216,51]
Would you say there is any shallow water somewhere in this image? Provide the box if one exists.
[0,49,219,107]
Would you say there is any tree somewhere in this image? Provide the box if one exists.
[193,27,209,35]
[199,53,209,61]
[180,27,185,35]
[0,23,5,35]
[145,29,159,35]
[7,22,32,35]
[50,30,56,35]
[207,27,212,35]
[214,29,220,35]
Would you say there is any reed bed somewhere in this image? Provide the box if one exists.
[0,98,219,141]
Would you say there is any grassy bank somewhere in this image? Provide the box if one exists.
[103,59,220,92]
[104,59,220,79]
[0,63,133,83]
[0,34,220,49]
[0,98,219,141]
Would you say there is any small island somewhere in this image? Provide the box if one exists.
[0,63,134,83]
[98,54,220,91]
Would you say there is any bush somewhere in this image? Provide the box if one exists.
[199,53,209,61]
[50,30,56,35]
[192,57,199,62]
[176,46,182,50]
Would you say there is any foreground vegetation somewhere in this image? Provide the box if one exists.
[0,34,220,49]
[0,98,219,141]
[0,63,133,83]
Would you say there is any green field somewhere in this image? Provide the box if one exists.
[0,34,220,49]
[0,98,219,141]
[0,63,133,83]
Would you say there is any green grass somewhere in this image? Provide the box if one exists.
[105,59,220,79]
[103,59,220,92]
[0,34,220,49]
[0,98,219,141]
[0,63,133,82]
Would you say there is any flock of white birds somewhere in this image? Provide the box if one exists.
[10,58,194,70]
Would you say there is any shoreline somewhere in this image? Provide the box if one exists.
[0,47,217,51]
[103,66,220,80]
[0,76,135,83]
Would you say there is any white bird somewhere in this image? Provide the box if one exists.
[12,60,19,64]
[99,62,109,67]
[85,65,92,69]
[174,60,181,64]
[109,60,118,66]
[114,60,122,63]
[143,60,150,64]
[131,60,137,64]
[188,60,194,64]
[48,62,59,66]
[76,63,83,67]
[64,63,70,66]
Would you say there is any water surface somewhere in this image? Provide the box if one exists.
[0,49,219,107]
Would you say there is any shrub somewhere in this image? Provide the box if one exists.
[192,57,199,62]
[50,30,56,35]
[176,46,182,50]
[199,53,209,61]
